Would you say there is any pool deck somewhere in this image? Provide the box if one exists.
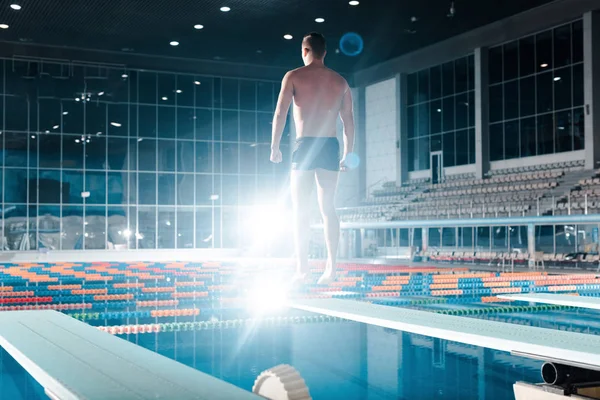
[498,293,600,310]
[289,298,600,370]
[0,310,259,400]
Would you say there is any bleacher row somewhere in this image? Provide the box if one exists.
[338,161,590,223]
[426,250,600,268]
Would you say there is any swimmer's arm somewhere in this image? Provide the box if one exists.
[271,71,294,150]
[339,86,355,157]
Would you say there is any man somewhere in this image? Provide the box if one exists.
[270,32,355,285]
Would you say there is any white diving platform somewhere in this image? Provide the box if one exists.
[0,310,259,400]
[289,298,600,371]
[498,293,600,310]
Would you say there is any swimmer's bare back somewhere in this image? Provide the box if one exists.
[289,64,349,138]
[270,62,354,169]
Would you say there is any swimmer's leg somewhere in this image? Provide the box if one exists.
[315,168,339,285]
[291,169,315,282]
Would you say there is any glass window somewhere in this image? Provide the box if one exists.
[177,174,194,206]
[503,81,518,120]
[442,96,454,132]
[519,36,535,77]
[157,208,176,249]
[157,140,175,172]
[489,46,503,84]
[407,73,418,105]
[177,107,195,139]
[442,131,455,167]
[503,41,518,81]
[407,106,416,139]
[489,85,503,123]
[554,24,571,68]
[490,123,504,161]
[138,139,156,171]
[85,171,106,204]
[158,174,175,205]
[536,31,553,72]
[430,101,442,134]
[536,72,553,114]
[157,106,175,138]
[554,66,571,111]
[138,207,156,249]
[519,77,535,117]
[430,66,442,99]
[138,106,157,138]
[177,209,194,248]
[240,111,256,143]
[573,107,585,150]
[555,110,573,153]
[442,61,454,96]
[222,143,239,174]
[455,129,469,166]
[138,173,156,205]
[221,79,239,109]
[488,21,583,161]
[107,137,128,171]
[572,20,583,63]
[417,70,429,102]
[504,120,520,159]
[195,109,213,140]
[520,117,536,158]
[85,135,106,170]
[222,110,239,142]
[239,80,256,111]
[537,113,554,155]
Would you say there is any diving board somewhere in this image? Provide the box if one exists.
[0,310,259,400]
[289,298,600,370]
[498,293,600,310]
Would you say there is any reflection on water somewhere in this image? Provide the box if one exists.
[128,321,541,400]
[0,348,46,399]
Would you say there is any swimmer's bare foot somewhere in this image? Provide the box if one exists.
[317,261,336,285]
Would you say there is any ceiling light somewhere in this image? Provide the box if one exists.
[170,41,179,46]
[121,73,128,78]
[75,139,80,143]
[437,108,442,112]
[220,6,231,12]
[553,76,561,81]
[283,34,293,40]
[540,63,548,68]
[31,135,35,139]
[176,89,182,93]
[98,91,105,96]
[10,4,21,10]
[97,132,102,135]
[110,122,122,127]
[75,97,81,102]
[0,24,9,29]
[52,125,59,130]
[162,96,168,101]
[137,138,143,142]
[315,18,325,23]
[349,0,359,5]
[194,24,204,30]
[194,81,201,85]
[44,130,49,134]
[62,111,69,115]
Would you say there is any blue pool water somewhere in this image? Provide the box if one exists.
[123,320,540,399]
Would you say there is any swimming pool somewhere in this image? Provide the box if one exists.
[0,261,598,399]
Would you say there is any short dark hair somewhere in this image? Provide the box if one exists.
[303,32,327,59]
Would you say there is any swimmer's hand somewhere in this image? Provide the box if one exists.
[339,156,348,172]
[270,147,282,164]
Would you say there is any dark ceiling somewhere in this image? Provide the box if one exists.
[0,0,556,74]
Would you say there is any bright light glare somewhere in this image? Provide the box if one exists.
[245,205,290,242]
[246,278,288,314]
[122,229,132,238]
[10,4,21,10]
